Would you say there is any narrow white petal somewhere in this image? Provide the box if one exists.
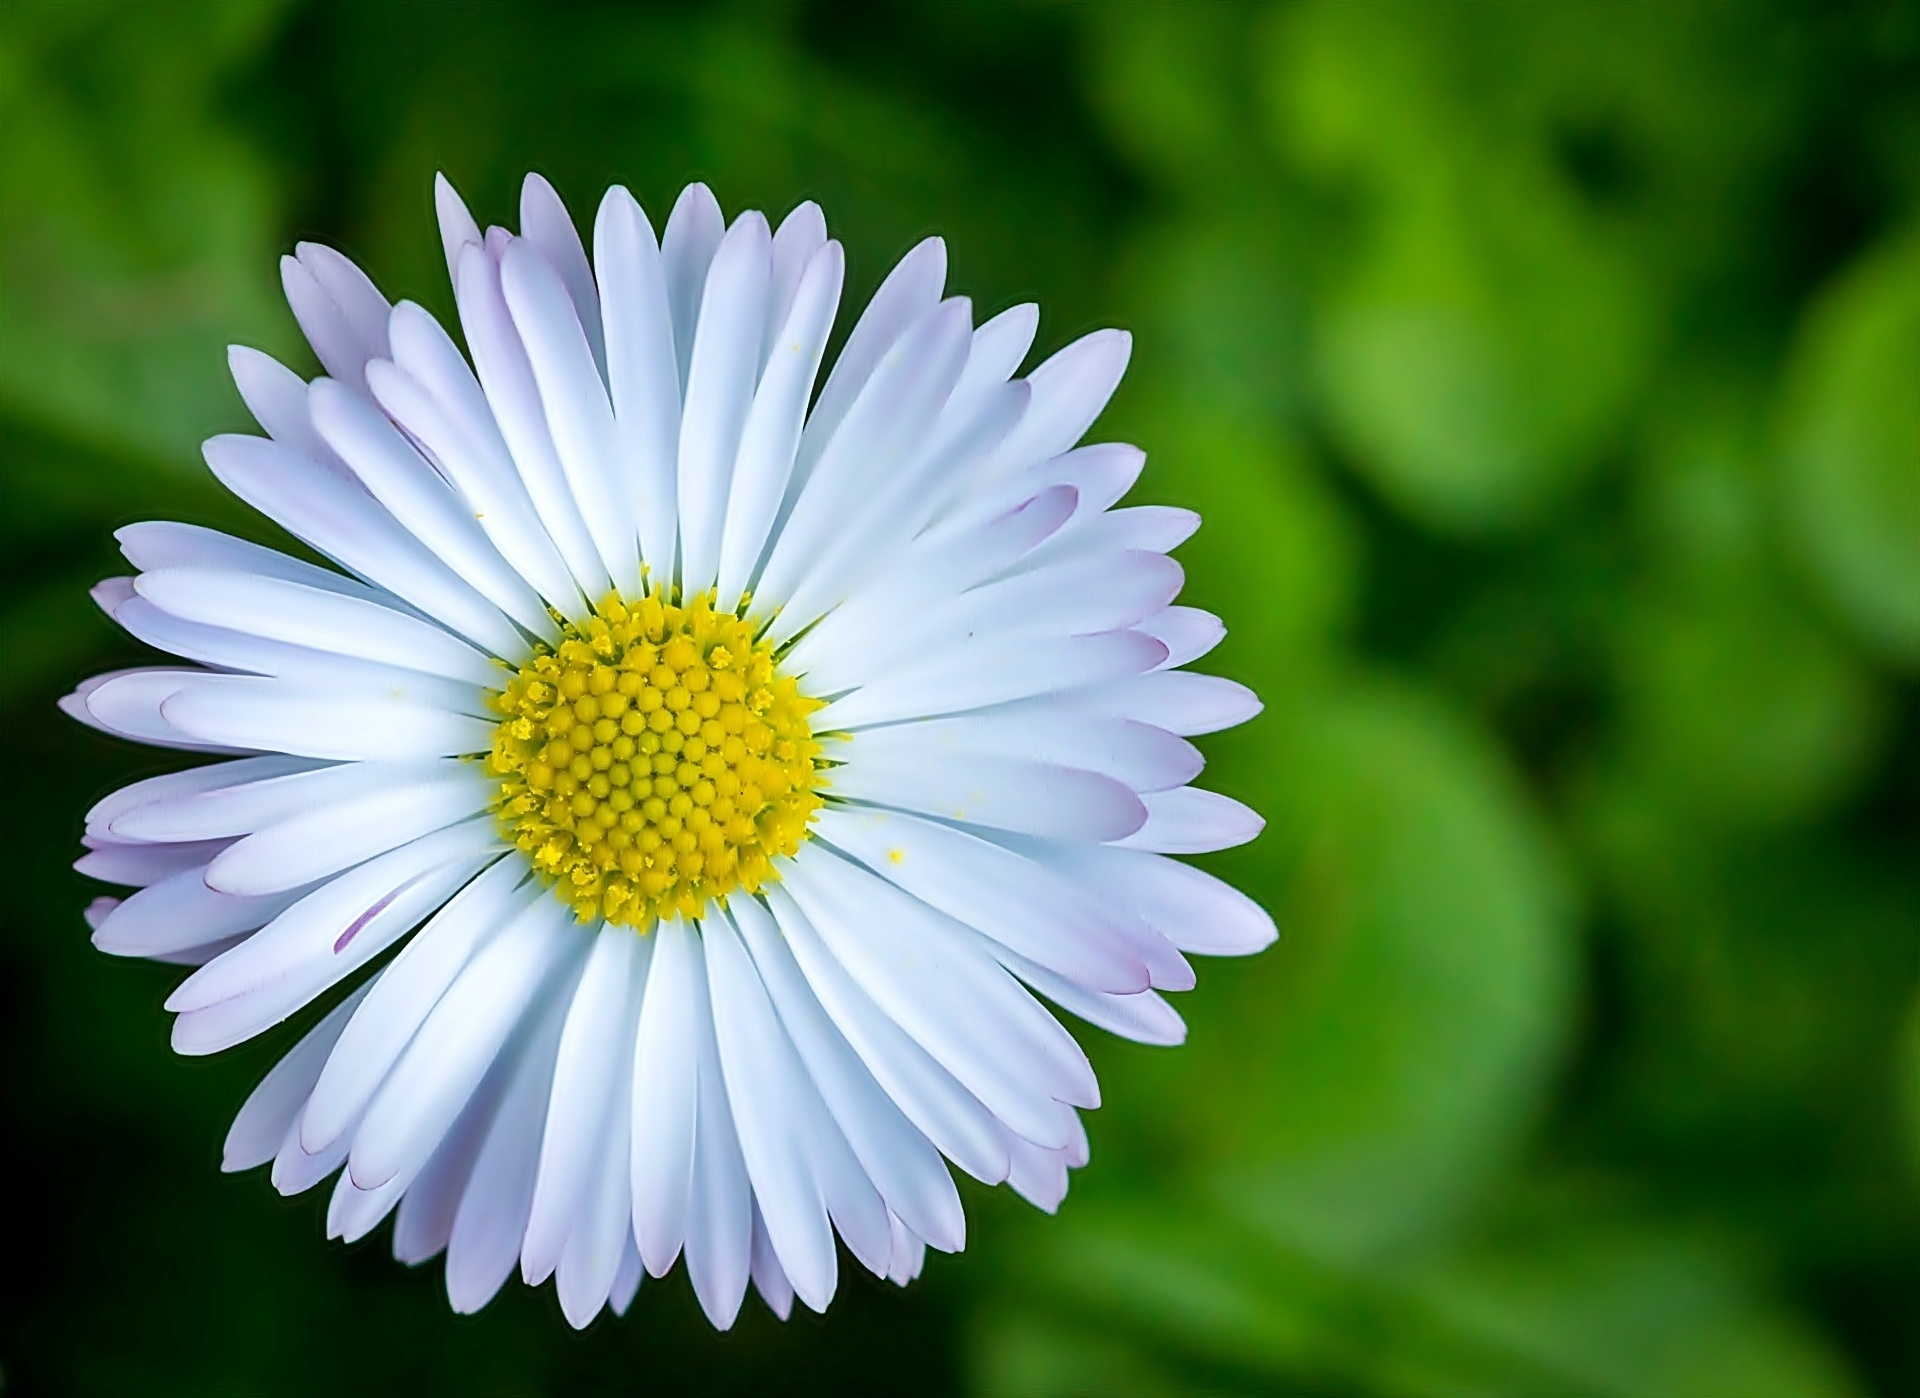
[519,173,606,376]
[714,240,843,608]
[166,829,496,1054]
[160,675,492,761]
[814,807,1148,994]
[281,254,373,392]
[66,669,239,754]
[75,833,234,887]
[733,895,965,1251]
[350,896,586,1190]
[1019,840,1278,957]
[135,568,501,686]
[304,858,533,1152]
[221,981,371,1172]
[202,433,528,658]
[765,201,827,368]
[683,938,753,1331]
[310,376,554,638]
[446,957,581,1313]
[1005,1131,1072,1214]
[830,742,1146,843]
[297,242,392,373]
[434,173,483,289]
[501,239,640,592]
[748,1199,796,1320]
[630,918,699,1276]
[228,346,333,462]
[886,1211,927,1286]
[523,924,649,1285]
[844,710,1201,796]
[1110,786,1265,853]
[593,186,681,583]
[973,328,1131,488]
[703,913,836,1314]
[1137,605,1226,669]
[87,754,316,837]
[813,629,1167,732]
[790,236,946,501]
[272,1111,351,1197]
[781,851,1096,1142]
[660,183,725,387]
[115,522,386,605]
[454,241,611,598]
[677,212,772,596]
[328,1168,407,1244]
[610,1234,643,1316]
[92,865,302,959]
[992,943,1188,1046]
[1047,669,1263,736]
[554,1047,636,1329]
[764,886,1008,1187]
[113,759,456,843]
[392,1054,513,1265]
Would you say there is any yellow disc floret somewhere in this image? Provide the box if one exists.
[486,588,823,928]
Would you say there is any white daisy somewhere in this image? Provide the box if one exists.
[65,173,1275,1329]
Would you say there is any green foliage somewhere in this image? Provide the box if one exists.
[2,2,1914,1395]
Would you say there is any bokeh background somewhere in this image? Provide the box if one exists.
[3,2,1916,1394]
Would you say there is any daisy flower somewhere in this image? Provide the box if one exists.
[65,173,1274,1328]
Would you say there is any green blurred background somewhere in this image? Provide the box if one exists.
[3,2,1916,1394]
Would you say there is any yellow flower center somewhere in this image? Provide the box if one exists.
[486,589,823,928]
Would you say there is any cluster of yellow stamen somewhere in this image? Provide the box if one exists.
[486,589,823,927]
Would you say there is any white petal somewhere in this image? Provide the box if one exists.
[434,173,483,288]
[87,754,317,837]
[75,833,234,887]
[70,669,247,754]
[272,1111,351,1197]
[115,522,385,605]
[221,980,371,1172]
[1005,1132,1072,1214]
[523,923,648,1285]
[166,827,497,1054]
[554,1037,635,1329]
[446,956,580,1313]
[296,243,392,377]
[765,884,1006,1185]
[973,328,1131,488]
[714,240,843,608]
[830,742,1145,843]
[392,1057,505,1265]
[661,183,726,387]
[281,253,375,392]
[790,236,946,501]
[454,241,611,598]
[303,857,533,1152]
[135,568,500,686]
[1137,606,1225,669]
[765,201,827,365]
[757,299,972,629]
[683,933,753,1330]
[1018,840,1278,957]
[202,433,527,658]
[813,807,1147,994]
[519,173,606,377]
[813,629,1167,731]
[1110,786,1265,853]
[748,1200,795,1320]
[594,186,681,583]
[92,865,303,959]
[502,239,640,592]
[677,212,772,596]
[375,307,583,619]
[309,376,554,639]
[780,851,1096,1142]
[114,758,455,843]
[703,913,837,1313]
[992,944,1188,1047]
[886,1211,927,1286]
[732,895,965,1251]
[350,896,586,1190]
[849,710,1200,796]
[160,675,492,761]
[328,1167,407,1244]
[228,346,334,463]
[1068,669,1263,737]
[610,1234,643,1316]
[630,918,699,1277]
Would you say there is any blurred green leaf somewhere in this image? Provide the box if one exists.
[1132,680,1576,1260]
[1264,3,1656,530]
[1777,218,1920,667]
[972,1187,1858,1397]
[0,0,297,468]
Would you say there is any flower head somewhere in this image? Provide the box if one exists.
[65,173,1275,1328]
